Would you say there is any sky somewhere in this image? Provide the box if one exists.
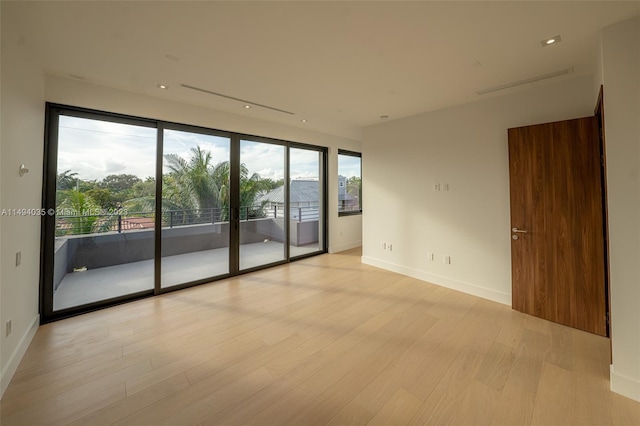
[57,115,359,183]
[338,152,361,179]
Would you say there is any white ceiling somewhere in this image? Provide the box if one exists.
[5,1,639,140]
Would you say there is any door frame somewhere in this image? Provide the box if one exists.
[595,85,612,344]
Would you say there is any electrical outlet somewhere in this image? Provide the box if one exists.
[444,255,451,264]
[5,320,12,337]
[388,244,393,252]
[443,183,449,191]
[433,183,441,191]
[16,251,21,266]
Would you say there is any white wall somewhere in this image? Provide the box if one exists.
[0,9,45,396]
[601,16,640,402]
[362,75,596,305]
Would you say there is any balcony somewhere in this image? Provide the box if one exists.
[52,207,321,311]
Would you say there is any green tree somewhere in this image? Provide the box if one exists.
[161,146,268,222]
[346,176,361,198]
[56,172,94,208]
[57,190,114,235]
[132,178,156,198]
[56,170,79,191]
[99,174,141,193]
[239,166,268,219]
[85,187,118,209]
[259,178,283,193]
[163,147,227,211]
[124,178,157,212]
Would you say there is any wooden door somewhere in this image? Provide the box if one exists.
[508,116,607,336]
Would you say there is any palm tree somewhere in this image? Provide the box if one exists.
[164,147,220,210]
[162,147,230,224]
[239,166,268,219]
[57,190,115,235]
[156,145,271,224]
[56,170,79,191]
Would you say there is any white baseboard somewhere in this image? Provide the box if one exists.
[361,256,511,306]
[1,314,39,399]
[329,240,362,254]
[611,364,640,402]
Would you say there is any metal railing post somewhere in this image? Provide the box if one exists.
[117,215,122,233]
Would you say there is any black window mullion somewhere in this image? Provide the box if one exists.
[40,105,60,321]
[284,147,290,261]
[229,135,241,275]
[154,123,164,295]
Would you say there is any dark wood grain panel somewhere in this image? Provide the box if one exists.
[508,128,532,314]
[508,117,606,336]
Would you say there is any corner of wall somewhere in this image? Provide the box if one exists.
[602,15,640,402]
[330,214,362,253]
[0,314,38,399]
[610,364,640,402]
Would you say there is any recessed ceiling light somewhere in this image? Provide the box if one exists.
[541,35,561,47]
[301,119,307,123]
[244,105,251,109]
[157,84,168,89]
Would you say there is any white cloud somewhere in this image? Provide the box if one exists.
[103,159,126,173]
[57,117,324,183]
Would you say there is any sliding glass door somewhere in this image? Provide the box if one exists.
[161,127,231,289]
[42,104,327,322]
[239,139,286,271]
[49,113,157,311]
[289,147,325,258]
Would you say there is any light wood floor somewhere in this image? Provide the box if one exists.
[1,248,639,425]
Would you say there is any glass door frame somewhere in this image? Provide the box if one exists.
[41,104,160,322]
[236,135,289,273]
[157,122,234,293]
[41,104,328,323]
[287,142,328,261]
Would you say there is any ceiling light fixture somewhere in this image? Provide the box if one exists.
[477,67,573,95]
[541,35,561,47]
[157,84,168,89]
[301,119,307,123]
[244,105,251,109]
[380,115,389,120]
[181,84,295,115]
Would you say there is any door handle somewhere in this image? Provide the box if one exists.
[512,228,527,233]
